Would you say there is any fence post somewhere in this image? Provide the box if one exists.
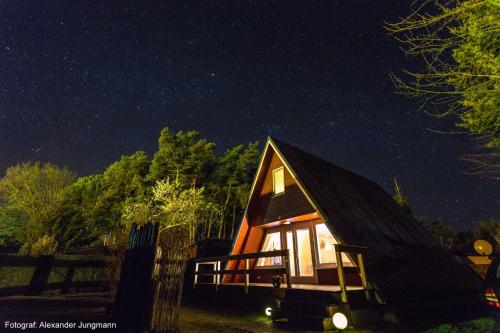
[61,266,76,293]
[335,246,348,303]
[244,259,249,294]
[26,255,55,295]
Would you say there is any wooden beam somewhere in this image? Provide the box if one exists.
[335,249,347,303]
[194,249,289,263]
[335,244,369,254]
[357,253,370,300]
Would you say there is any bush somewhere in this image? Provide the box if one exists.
[425,317,499,333]
[19,234,58,256]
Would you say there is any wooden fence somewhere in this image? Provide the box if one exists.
[193,249,292,292]
[113,222,159,332]
[0,253,113,297]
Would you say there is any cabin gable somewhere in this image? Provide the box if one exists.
[247,152,315,227]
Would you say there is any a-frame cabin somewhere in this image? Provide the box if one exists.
[193,137,482,326]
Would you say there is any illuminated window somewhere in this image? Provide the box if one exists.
[257,232,282,266]
[272,167,285,194]
[296,228,313,276]
[315,223,349,264]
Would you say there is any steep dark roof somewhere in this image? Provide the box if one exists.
[270,137,482,303]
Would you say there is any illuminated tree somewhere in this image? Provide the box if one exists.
[0,162,75,247]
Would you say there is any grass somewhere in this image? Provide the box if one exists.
[0,267,35,288]
[179,303,273,333]
[178,303,500,333]
[423,317,500,333]
[0,254,113,293]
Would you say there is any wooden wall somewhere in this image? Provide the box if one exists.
[248,153,315,227]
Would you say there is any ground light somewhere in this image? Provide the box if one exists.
[332,312,348,330]
[265,307,272,316]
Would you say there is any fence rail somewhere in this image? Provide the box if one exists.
[193,249,291,292]
[0,254,114,297]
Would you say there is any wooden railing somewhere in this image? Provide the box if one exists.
[193,250,291,293]
[0,254,113,296]
[335,244,370,303]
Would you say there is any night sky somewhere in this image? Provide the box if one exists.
[0,1,498,230]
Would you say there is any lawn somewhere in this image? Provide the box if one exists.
[179,303,500,333]
[179,304,273,333]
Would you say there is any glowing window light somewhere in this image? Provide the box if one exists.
[332,312,348,330]
[265,307,272,316]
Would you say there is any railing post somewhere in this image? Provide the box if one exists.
[284,250,292,288]
[26,255,55,296]
[244,259,249,294]
[193,262,199,289]
[335,246,348,303]
[357,253,370,300]
[215,261,221,291]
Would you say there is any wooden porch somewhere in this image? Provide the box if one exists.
[192,244,372,304]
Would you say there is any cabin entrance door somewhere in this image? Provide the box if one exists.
[284,223,318,284]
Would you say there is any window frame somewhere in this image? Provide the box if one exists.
[312,222,353,268]
[255,230,284,268]
[272,166,285,195]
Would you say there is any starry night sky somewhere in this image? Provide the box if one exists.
[0,1,498,230]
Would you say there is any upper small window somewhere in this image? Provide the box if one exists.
[272,167,285,194]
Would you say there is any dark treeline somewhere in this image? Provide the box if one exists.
[0,128,260,254]
[393,178,499,253]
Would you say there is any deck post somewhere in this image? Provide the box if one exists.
[212,262,217,284]
[284,251,292,288]
[215,261,221,291]
[357,253,370,300]
[193,263,199,289]
[335,247,348,303]
[244,259,249,294]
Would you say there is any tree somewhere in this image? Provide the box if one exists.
[0,204,27,250]
[93,151,150,235]
[50,174,103,250]
[122,177,216,332]
[149,128,217,186]
[386,0,500,178]
[425,218,457,250]
[392,177,412,215]
[205,141,260,239]
[0,162,75,246]
[473,218,500,247]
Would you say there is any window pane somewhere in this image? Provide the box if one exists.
[286,231,296,276]
[257,232,282,266]
[315,223,349,264]
[273,167,285,194]
[296,229,313,276]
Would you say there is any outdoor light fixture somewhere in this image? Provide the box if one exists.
[332,312,348,330]
[265,307,272,316]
